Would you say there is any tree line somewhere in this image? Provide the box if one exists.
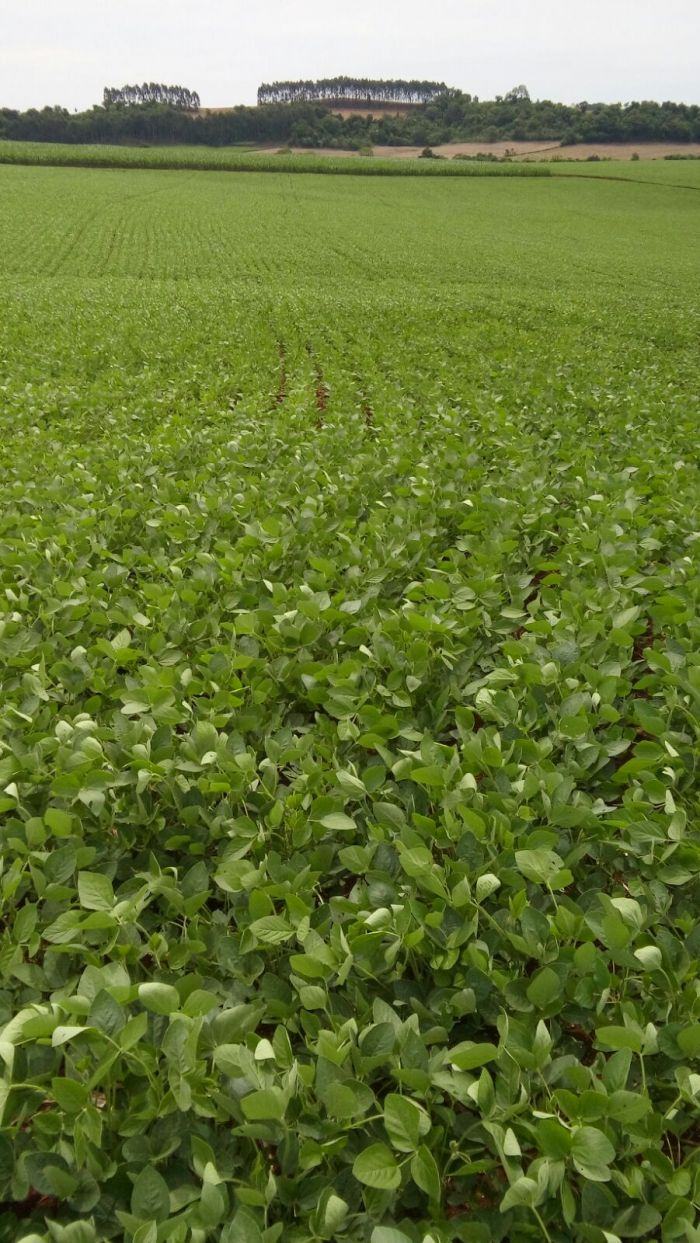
[1,92,699,149]
[103,83,200,110]
[257,78,448,106]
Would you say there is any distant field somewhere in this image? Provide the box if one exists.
[544,140,700,160]
[551,157,700,186]
[0,139,549,176]
[298,140,557,159]
[198,102,417,118]
[4,139,700,189]
[1,162,699,1241]
[332,103,417,118]
[339,140,700,161]
[4,138,700,179]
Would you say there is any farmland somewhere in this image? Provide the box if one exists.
[0,162,699,1242]
[0,140,550,178]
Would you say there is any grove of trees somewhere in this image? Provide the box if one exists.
[103,83,200,110]
[257,78,447,106]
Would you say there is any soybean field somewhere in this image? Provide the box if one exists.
[0,162,700,1243]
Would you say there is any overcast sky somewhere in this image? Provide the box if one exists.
[1,0,698,112]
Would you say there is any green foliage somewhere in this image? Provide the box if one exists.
[1,90,700,149]
[0,161,699,1241]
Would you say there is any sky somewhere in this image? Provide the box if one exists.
[1,0,698,112]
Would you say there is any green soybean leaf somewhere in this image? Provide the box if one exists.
[241,1088,286,1121]
[410,1145,441,1202]
[383,1093,428,1151]
[131,1165,171,1221]
[571,1126,616,1181]
[449,1042,499,1070]
[78,871,114,911]
[138,983,180,1015]
[352,1143,401,1190]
